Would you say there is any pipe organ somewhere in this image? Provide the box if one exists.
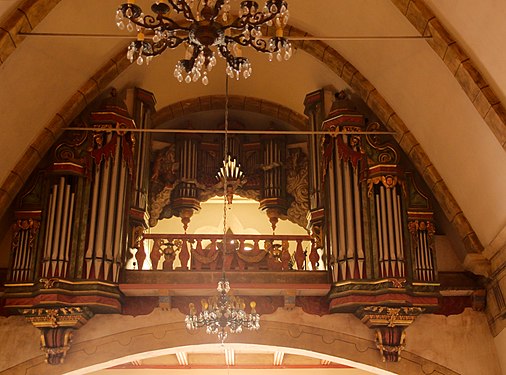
[259,135,287,232]
[3,86,446,365]
[9,217,40,282]
[370,174,405,279]
[85,130,130,282]
[125,88,156,271]
[172,134,201,232]
[304,89,334,250]
[4,90,147,320]
[320,92,439,315]
[325,134,367,281]
[41,176,76,279]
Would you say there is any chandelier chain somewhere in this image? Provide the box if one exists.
[223,73,229,277]
[183,72,260,344]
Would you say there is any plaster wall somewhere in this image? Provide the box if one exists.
[495,329,506,375]
[0,308,501,375]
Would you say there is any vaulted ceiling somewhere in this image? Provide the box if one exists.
[1,0,506,264]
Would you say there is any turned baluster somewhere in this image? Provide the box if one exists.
[136,238,147,270]
[294,239,305,270]
[150,239,162,270]
[309,240,321,270]
[179,238,190,270]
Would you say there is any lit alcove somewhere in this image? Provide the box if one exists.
[136,196,318,271]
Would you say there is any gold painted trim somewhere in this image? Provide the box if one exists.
[330,288,408,296]
[52,279,118,288]
[332,278,404,287]
[4,283,36,287]
[52,162,84,168]
[368,164,398,170]
[329,300,438,308]
[6,288,121,298]
[6,279,117,288]
[412,282,440,287]
[407,211,434,216]
[6,301,120,309]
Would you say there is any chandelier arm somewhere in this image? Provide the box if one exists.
[242,12,278,27]
[218,44,248,70]
[186,45,204,72]
[229,35,270,53]
[157,17,191,33]
[225,9,281,29]
[128,14,164,30]
[141,36,188,57]
[164,35,189,49]
[168,0,197,21]
[211,0,226,21]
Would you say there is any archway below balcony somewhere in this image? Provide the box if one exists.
[7,307,470,375]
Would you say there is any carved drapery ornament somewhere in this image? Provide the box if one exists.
[21,307,93,365]
[356,306,423,362]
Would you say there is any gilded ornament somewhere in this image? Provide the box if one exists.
[39,278,59,289]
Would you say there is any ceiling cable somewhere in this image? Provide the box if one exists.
[18,31,431,41]
[63,127,396,136]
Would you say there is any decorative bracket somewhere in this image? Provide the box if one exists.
[356,306,423,362]
[21,307,93,365]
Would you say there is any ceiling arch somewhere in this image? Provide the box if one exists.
[390,0,506,150]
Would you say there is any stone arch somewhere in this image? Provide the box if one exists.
[390,0,506,151]
[0,15,483,257]
[2,313,459,375]
[154,95,308,130]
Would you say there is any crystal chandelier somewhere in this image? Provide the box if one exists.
[185,278,260,342]
[184,73,259,342]
[115,0,292,85]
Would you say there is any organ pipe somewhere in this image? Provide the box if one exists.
[9,218,40,282]
[85,131,132,282]
[409,219,436,282]
[373,183,405,278]
[41,177,75,278]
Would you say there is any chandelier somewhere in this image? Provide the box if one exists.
[184,73,259,342]
[185,278,260,342]
[115,0,292,85]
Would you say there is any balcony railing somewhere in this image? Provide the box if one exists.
[127,234,325,272]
